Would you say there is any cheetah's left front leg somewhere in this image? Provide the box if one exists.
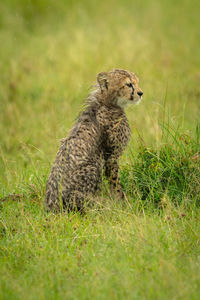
[104,157,124,199]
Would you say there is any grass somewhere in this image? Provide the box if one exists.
[121,125,200,207]
[0,0,200,299]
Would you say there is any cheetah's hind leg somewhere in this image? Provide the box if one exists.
[61,164,102,213]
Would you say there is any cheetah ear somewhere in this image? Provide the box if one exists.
[97,72,109,91]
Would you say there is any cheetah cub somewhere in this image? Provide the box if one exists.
[46,69,143,212]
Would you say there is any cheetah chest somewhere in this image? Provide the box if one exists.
[103,117,131,157]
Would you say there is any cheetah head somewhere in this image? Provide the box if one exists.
[97,69,143,108]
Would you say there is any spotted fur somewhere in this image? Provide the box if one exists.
[46,69,143,212]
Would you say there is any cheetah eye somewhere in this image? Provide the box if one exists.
[126,83,133,88]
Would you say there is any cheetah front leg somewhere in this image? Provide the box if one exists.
[104,157,124,199]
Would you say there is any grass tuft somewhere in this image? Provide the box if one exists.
[121,126,200,207]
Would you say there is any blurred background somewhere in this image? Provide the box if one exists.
[0,0,199,194]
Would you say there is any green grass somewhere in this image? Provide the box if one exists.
[0,0,200,299]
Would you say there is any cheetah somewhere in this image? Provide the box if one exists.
[46,69,143,212]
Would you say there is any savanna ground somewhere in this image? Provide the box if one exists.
[0,0,200,299]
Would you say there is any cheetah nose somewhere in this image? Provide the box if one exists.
[137,91,143,97]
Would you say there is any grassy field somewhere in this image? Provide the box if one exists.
[0,0,200,299]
